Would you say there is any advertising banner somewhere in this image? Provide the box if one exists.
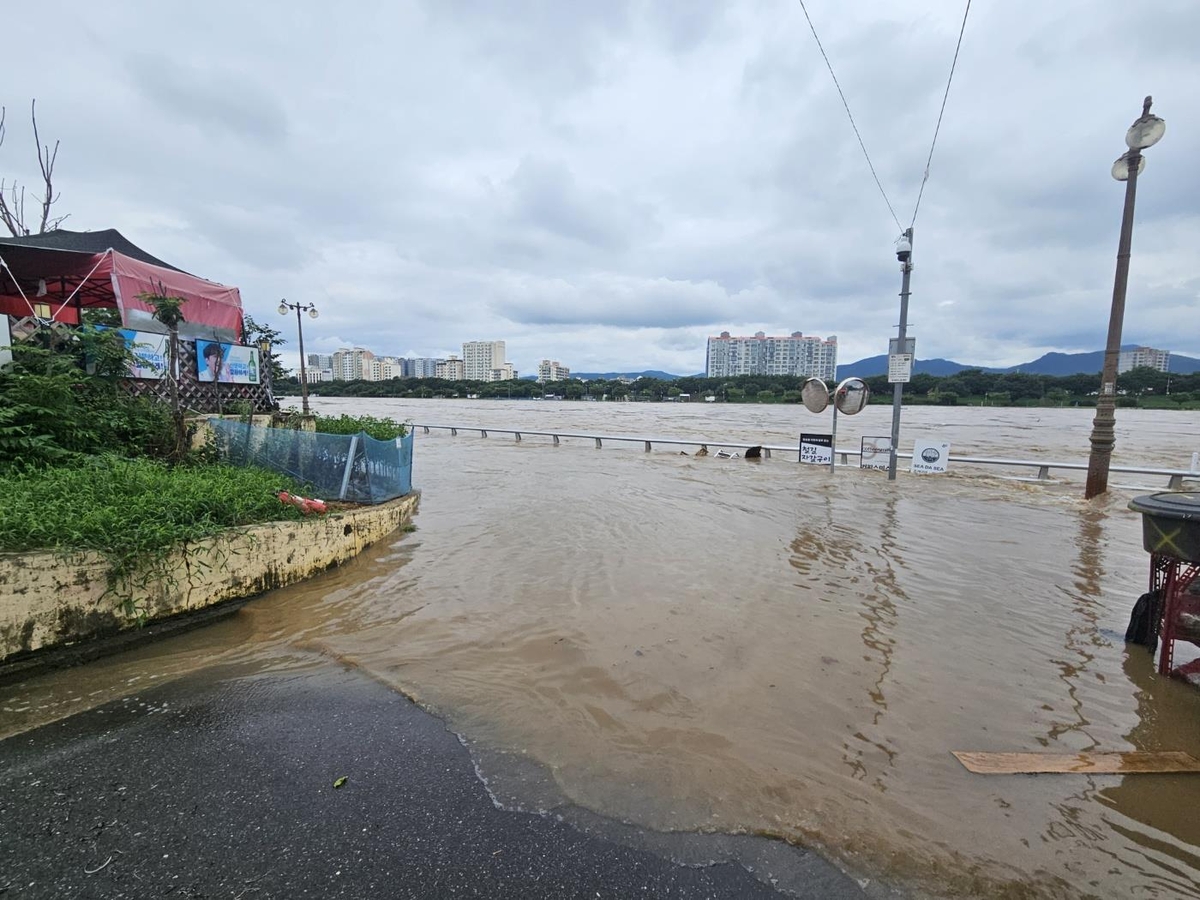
[911,438,951,475]
[799,432,833,465]
[118,328,169,379]
[860,436,892,470]
[195,340,261,384]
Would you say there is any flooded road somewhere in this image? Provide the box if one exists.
[4,402,1200,898]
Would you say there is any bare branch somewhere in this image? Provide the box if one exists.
[32,99,61,233]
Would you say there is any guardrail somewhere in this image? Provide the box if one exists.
[413,423,1199,489]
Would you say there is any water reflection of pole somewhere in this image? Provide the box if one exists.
[841,494,902,788]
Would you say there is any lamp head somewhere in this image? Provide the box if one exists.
[1111,151,1146,182]
[278,301,289,316]
[308,306,319,320]
[1125,96,1165,150]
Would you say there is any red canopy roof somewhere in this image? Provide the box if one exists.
[0,230,243,341]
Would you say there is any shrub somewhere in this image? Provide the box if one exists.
[312,413,408,441]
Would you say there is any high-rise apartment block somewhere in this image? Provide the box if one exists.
[307,354,333,371]
[1118,346,1170,374]
[537,360,570,382]
[705,331,837,380]
[463,340,506,381]
[408,357,440,379]
[436,355,465,380]
[331,347,375,381]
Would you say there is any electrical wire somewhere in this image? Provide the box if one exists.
[796,0,903,233]
[910,0,972,228]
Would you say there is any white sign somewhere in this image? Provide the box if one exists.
[799,433,833,465]
[860,436,892,470]
[96,326,169,379]
[0,315,11,370]
[888,353,913,383]
[888,337,915,356]
[911,439,951,475]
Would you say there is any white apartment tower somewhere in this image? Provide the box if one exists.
[463,340,506,381]
[331,347,375,381]
[1118,346,1170,374]
[435,355,465,380]
[705,331,837,380]
[537,360,570,382]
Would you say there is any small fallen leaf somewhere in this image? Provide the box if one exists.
[333,776,348,789]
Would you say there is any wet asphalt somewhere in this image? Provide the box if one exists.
[0,662,870,899]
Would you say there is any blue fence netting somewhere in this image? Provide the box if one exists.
[208,419,414,504]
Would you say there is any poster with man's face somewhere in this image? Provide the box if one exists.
[195,340,260,384]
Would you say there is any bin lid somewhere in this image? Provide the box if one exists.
[1128,492,1200,520]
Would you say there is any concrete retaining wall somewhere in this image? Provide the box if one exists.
[0,493,418,665]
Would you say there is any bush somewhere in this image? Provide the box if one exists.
[312,413,408,441]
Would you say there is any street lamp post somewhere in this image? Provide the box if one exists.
[278,299,319,416]
[1085,96,1166,499]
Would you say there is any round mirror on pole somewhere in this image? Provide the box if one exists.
[833,377,870,415]
[801,377,830,414]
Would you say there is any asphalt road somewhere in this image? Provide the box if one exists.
[0,662,869,899]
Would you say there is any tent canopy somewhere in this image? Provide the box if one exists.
[0,229,244,341]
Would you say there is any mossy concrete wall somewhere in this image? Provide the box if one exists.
[0,493,418,665]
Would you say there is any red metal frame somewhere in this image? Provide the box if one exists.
[1150,552,1200,676]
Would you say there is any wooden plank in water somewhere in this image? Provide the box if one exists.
[953,751,1200,775]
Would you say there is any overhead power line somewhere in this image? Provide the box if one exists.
[796,0,903,233]
[910,0,972,227]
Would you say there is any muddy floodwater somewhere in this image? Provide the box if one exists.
[4,401,1200,898]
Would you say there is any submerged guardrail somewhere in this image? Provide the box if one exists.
[413,423,1199,490]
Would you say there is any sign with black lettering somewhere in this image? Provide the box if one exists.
[860,436,892,470]
[911,438,951,474]
[799,433,833,465]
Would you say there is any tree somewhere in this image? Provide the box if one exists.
[242,315,288,384]
[0,100,66,237]
[143,291,188,461]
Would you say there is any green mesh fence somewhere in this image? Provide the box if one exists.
[209,419,414,504]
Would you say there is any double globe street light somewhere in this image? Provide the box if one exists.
[279,299,319,416]
[1085,96,1166,499]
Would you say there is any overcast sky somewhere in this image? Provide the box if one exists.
[4,1,1198,375]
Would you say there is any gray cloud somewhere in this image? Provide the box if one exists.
[3,0,1198,376]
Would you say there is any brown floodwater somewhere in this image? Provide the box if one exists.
[4,401,1200,898]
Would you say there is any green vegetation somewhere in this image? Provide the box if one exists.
[0,456,303,556]
[0,326,309,617]
[0,333,177,467]
[312,413,409,440]
[281,365,1200,409]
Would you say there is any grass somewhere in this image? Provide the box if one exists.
[0,455,307,563]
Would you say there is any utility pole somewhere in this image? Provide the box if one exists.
[888,228,913,481]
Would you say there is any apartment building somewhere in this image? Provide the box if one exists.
[1118,346,1170,374]
[331,347,375,381]
[490,362,517,382]
[705,331,838,380]
[537,359,570,382]
[435,355,465,380]
[463,340,505,381]
[307,353,333,371]
[407,357,439,379]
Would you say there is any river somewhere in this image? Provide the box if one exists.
[4,401,1200,898]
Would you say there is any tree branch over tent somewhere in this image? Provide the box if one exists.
[0,99,67,237]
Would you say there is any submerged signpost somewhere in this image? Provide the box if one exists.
[800,376,871,472]
[888,229,914,482]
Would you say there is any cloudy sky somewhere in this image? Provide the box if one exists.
[4,1,1198,375]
